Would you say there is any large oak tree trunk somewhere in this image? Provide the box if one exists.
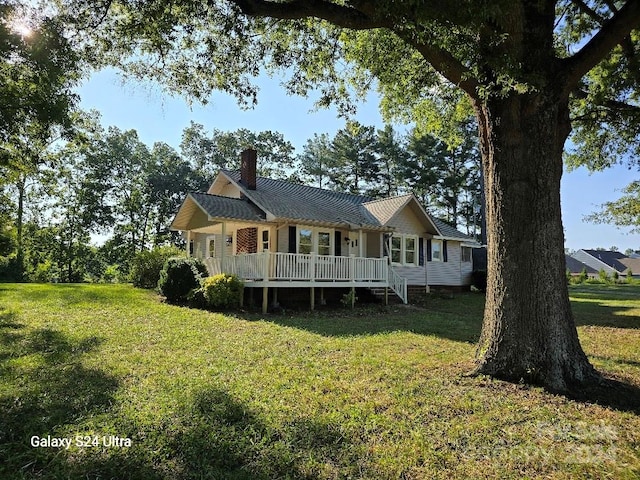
[473,92,598,392]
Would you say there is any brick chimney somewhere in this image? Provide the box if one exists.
[240,148,257,190]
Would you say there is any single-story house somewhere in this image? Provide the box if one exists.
[171,149,480,311]
[571,249,640,277]
[565,255,598,278]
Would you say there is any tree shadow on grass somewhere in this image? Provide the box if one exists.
[565,375,640,415]
[244,294,486,344]
[161,387,361,479]
[0,321,124,479]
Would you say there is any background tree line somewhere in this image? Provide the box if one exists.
[0,111,482,283]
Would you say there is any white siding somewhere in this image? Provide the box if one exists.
[426,240,472,286]
[218,182,241,198]
[366,231,382,258]
[386,204,425,235]
[277,227,289,253]
[393,265,427,286]
[192,232,209,259]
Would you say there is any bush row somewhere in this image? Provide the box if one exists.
[156,256,244,310]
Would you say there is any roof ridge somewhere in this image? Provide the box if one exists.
[222,168,375,201]
[191,191,246,201]
[362,193,413,205]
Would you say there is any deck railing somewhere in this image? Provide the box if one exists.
[387,266,408,304]
[204,252,389,283]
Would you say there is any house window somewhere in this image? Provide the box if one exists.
[298,229,313,254]
[318,231,331,256]
[297,227,334,255]
[405,237,416,264]
[389,234,418,265]
[462,246,472,262]
[261,230,269,252]
[391,236,402,263]
[432,240,442,262]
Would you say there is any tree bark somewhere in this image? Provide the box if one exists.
[473,92,598,392]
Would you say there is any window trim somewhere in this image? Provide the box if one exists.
[431,239,443,262]
[389,234,419,266]
[206,235,216,258]
[461,246,472,263]
[261,229,270,253]
[296,226,335,255]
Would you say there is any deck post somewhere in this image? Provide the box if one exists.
[310,252,316,281]
[351,286,356,308]
[262,286,268,314]
[320,287,325,306]
[384,287,388,305]
[310,286,315,311]
[263,251,270,281]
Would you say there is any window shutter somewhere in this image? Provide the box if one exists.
[288,226,296,253]
[419,237,425,266]
[426,239,432,262]
[443,240,448,262]
[334,231,342,256]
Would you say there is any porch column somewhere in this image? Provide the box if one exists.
[358,230,363,257]
[221,222,226,270]
[186,230,191,257]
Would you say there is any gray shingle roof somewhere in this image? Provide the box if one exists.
[196,170,478,242]
[582,249,630,273]
[221,170,382,228]
[431,217,477,242]
[565,255,597,274]
[190,193,266,221]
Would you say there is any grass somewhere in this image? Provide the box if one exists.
[0,283,638,479]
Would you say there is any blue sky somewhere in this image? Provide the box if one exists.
[77,68,639,253]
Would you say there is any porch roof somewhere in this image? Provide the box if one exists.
[170,193,266,230]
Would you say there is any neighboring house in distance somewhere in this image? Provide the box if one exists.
[565,255,597,278]
[171,149,479,311]
[571,249,640,277]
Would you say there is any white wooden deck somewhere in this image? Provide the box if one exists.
[203,252,407,302]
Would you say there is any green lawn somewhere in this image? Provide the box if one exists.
[0,283,638,479]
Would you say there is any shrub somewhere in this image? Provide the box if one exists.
[186,287,208,309]
[30,259,60,283]
[158,257,208,303]
[201,274,244,309]
[471,270,487,292]
[627,269,634,284]
[0,255,22,282]
[101,264,122,283]
[130,246,182,289]
[577,267,588,284]
[598,269,610,283]
[340,289,358,308]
